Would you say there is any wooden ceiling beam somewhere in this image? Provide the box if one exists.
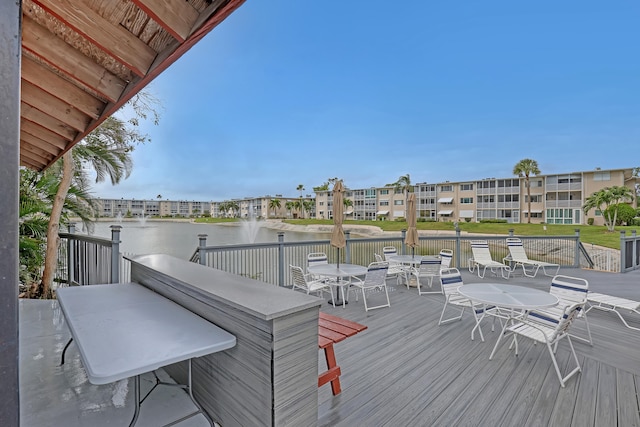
[22,57,103,120]
[22,80,90,132]
[20,155,43,170]
[21,102,77,142]
[21,119,70,152]
[133,0,199,42]
[20,141,55,164]
[20,131,60,156]
[33,0,157,77]
[22,17,126,103]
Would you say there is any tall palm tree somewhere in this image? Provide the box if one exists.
[296,184,305,219]
[513,159,541,223]
[285,201,295,218]
[343,198,353,218]
[393,174,412,219]
[228,201,240,218]
[303,199,314,218]
[269,198,281,218]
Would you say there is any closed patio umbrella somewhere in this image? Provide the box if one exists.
[405,192,419,258]
[330,180,346,267]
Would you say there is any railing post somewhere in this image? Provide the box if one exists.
[574,229,581,268]
[198,234,208,266]
[455,224,461,269]
[633,230,637,270]
[620,231,626,273]
[67,223,75,286]
[345,231,351,264]
[277,232,285,287]
[110,225,121,283]
[401,229,407,255]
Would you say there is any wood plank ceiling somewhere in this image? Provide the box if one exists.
[20,0,245,171]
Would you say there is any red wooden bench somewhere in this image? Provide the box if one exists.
[318,312,367,395]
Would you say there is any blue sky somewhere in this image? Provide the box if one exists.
[93,0,640,201]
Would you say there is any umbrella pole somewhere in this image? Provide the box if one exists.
[412,247,415,259]
[336,248,340,268]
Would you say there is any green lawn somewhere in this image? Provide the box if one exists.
[285,219,636,250]
[194,217,635,250]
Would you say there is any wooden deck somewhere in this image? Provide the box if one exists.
[317,268,640,427]
[19,267,640,426]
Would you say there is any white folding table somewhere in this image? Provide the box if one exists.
[57,282,236,426]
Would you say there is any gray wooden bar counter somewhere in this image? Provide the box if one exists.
[127,254,322,426]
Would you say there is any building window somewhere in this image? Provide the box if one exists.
[593,171,611,181]
[524,212,543,219]
[394,200,404,206]
[439,184,453,192]
[524,195,542,203]
[379,189,389,195]
[379,201,389,206]
[460,197,473,204]
[460,183,473,191]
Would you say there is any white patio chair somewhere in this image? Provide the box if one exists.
[586,292,640,332]
[534,275,592,345]
[438,268,501,341]
[489,301,584,387]
[468,240,511,279]
[439,249,453,270]
[412,258,442,295]
[349,261,390,311]
[290,265,335,306]
[505,237,560,278]
[375,253,407,286]
[307,252,332,281]
[382,246,411,284]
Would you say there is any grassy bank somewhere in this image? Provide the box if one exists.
[193,217,635,249]
[284,219,636,250]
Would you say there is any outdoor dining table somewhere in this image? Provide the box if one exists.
[307,263,368,307]
[56,282,237,427]
[389,255,440,287]
[456,283,559,343]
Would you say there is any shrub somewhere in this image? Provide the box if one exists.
[587,218,594,226]
[479,219,508,224]
[464,218,471,223]
[603,203,636,225]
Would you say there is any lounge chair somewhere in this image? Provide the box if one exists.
[505,237,560,278]
[586,292,640,331]
[468,240,511,279]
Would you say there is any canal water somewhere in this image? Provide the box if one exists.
[83,220,329,259]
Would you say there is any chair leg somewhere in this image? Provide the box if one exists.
[438,301,465,325]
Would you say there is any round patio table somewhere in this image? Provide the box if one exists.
[307,264,368,307]
[457,283,558,310]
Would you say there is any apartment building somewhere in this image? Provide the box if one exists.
[94,199,211,218]
[314,167,638,225]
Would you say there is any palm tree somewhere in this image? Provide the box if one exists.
[343,198,353,218]
[303,199,315,218]
[296,184,305,219]
[285,201,295,218]
[393,174,412,219]
[156,194,162,200]
[513,159,541,223]
[584,186,634,231]
[228,201,240,218]
[268,198,281,218]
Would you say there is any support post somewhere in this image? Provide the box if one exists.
[67,223,76,286]
[574,229,581,268]
[198,234,208,266]
[455,225,461,269]
[620,231,626,273]
[0,2,22,424]
[277,232,285,286]
[345,231,351,264]
[110,225,122,283]
[401,229,407,255]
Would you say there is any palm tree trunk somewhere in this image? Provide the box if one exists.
[40,151,74,298]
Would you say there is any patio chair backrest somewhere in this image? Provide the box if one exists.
[549,275,589,307]
[439,268,463,297]
[364,261,389,286]
[307,252,329,268]
[290,265,310,292]
[374,253,384,263]
[527,301,583,341]
[383,246,398,261]
[439,249,453,269]
[418,258,441,275]
[470,240,494,263]
[506,238,529,262]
